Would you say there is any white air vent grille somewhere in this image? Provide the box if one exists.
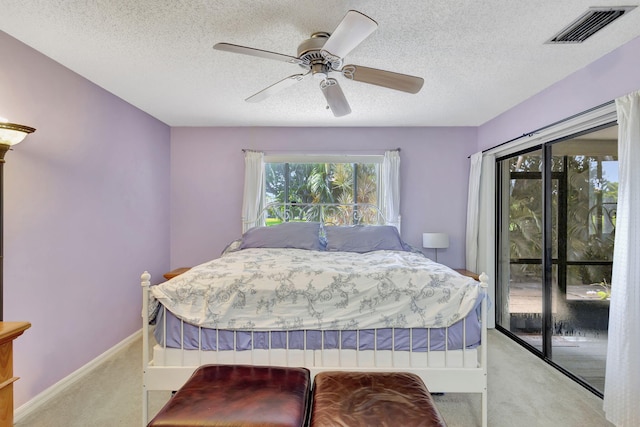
[547,6,636,43]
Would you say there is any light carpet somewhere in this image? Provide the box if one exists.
[15,330,613,427]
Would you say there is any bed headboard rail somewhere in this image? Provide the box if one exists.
[245,202,400,232]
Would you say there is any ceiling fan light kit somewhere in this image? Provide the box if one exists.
[214,10,424,117]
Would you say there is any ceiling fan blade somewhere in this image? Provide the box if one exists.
[342,64,424,94]
[320,78,351,117]
[321,10,378,61]
[245,73,310,103]
[214,42,303,65]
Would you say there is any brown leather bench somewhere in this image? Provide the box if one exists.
[310,371,447,427]
[148,365,311,427]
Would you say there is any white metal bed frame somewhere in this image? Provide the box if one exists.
[141,203,488,426]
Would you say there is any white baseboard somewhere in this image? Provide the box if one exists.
[14,328,142,422]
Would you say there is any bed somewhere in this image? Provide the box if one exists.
[141,203,488,427]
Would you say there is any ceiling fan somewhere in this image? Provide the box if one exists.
[213,10,424,117]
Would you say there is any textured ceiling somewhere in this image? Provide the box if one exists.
[1,1,640,127]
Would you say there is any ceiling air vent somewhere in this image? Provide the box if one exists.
[547,6,636,43]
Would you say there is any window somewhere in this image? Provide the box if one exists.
[242,150,400,232]
[264,155,382,226]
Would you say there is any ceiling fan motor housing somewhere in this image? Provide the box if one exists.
[297,32,339,78]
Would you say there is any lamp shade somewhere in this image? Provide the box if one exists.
[422,232,449,249]
[0,119,36,146]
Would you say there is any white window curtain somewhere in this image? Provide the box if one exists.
[603,90,640,426]
[241,150,265,233]
[465,152,483,272]
[379,150,401,229]
[465,153,496,327]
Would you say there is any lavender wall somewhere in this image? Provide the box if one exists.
[0,31,170,407]
[170,127,477,270]
[478,35,640,151]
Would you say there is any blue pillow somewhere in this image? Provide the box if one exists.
[240,222,323,251]
[325,225,405,253]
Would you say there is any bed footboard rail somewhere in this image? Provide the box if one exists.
[141,271,151,425]
[479,272,488,427]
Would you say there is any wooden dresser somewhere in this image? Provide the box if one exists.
[0,321,31,427]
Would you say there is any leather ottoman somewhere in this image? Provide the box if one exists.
[148,365,311,427]
[310,371,447,427]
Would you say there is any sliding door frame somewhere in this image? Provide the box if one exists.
[494,120,618,397]
[485,101,618,398]
[542,144,554,359]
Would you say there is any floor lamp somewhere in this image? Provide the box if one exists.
[422,232,449,263]
[0,118,36,321]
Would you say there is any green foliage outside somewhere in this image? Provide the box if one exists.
[265,162,379,225]
[507,153,617,286]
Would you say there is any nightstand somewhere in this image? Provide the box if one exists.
[454,269,480,281]
[163,267,191,280]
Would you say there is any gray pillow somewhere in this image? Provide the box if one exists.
[325,225,405,253]
[240,222,323,251]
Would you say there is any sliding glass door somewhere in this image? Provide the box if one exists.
[496,125,617,395]
[496,149,545,340]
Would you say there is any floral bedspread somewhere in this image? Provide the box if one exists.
[150,248,482,330]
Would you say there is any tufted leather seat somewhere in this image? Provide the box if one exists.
[148,364,311,427]
[310,371,447,427]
